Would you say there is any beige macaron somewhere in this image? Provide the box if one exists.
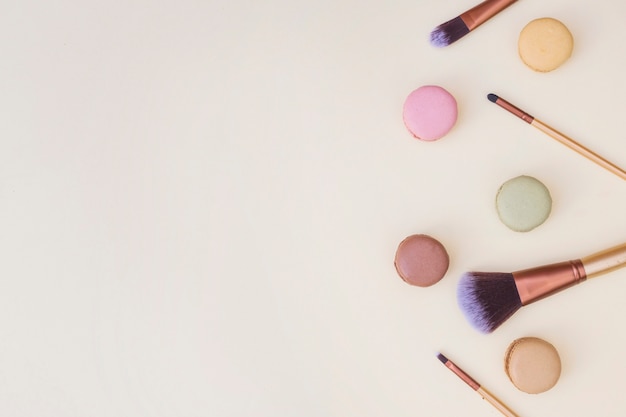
[504,337,562,394]
[518,18,574,72]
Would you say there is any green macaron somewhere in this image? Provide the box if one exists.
[496,175,552,232]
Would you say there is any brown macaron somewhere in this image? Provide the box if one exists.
[504,337,562,394]
[394,234,449,287]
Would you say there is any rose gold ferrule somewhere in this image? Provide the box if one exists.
[461,0,518,31]
[444,360,480,390]
[495,96,534,124]
[440,355,520,417]
[513,260,587,306]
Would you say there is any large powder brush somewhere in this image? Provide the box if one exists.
[457,242,626,333]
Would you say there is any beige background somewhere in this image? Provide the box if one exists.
[2,0,626,415]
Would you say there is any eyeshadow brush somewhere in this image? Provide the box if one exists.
[488,93,626,181]
[429,0,518,47]
[437,353,520,417]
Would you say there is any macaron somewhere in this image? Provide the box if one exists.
[394,234,450,287]
[495,175,552,232]
[518,18,574,72]
[504,337,562,394]
[402,85,458,141]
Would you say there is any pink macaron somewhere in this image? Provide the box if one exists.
[403,85,458,141]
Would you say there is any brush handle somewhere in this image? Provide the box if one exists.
[581,242,626,279]
[490,94,626,181]
[532,119,626,181]
[513,243,626,305]
[477,387,520,417]
[461,0,518,30]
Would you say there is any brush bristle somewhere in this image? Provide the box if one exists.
[457,272,522,333]
[429,16,470,47]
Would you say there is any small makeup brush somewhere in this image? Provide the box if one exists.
[488,93,626,181]
[458,242,626,333]
[429,0,518,47]
[437,353,520,417]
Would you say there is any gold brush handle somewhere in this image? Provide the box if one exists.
[532,119,626,181]
[581,242,626,279]
[477,387,520,417]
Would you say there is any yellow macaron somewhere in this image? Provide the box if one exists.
[518,17,574,72]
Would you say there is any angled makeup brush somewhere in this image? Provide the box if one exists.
[457,242,626,333]
[437,353,519,417]
[429,0,518,47]
[488,93,626,181]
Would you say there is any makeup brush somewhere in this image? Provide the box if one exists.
[488,93,626,181]
[429,0,518,47]
[437,353,520,417]
[458,242,626,333]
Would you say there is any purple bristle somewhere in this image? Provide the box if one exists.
[457,272,522,333]
[429,16,470,48]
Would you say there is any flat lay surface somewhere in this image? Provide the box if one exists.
[2,0,626,416]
